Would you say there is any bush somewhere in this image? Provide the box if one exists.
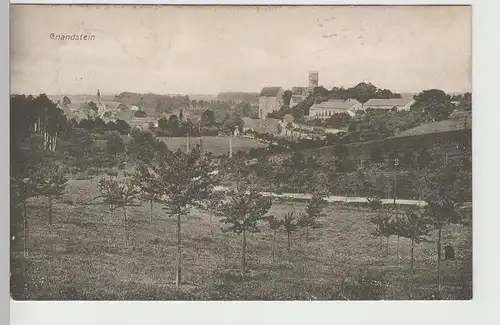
[105,170,119,177]
[134,110,147,117]
[367,197,383,210]
[63,199,74,206]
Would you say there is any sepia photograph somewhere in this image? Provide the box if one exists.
[10,4,472,301]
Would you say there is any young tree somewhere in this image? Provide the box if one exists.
[423,163,467,291]
[266,215,283,262]
[424,198,462,291]
[38,167,68,225]
[370,214,393,258]
[299,195,326,241]
[106,131,126,158]
[97,177,139,247]
[217,186,272,278]
[151,147,218,288]
[132,165,163,223]
[399,206,431,273]
[87,167,100,184]
[282,212,299,253]
[11,176,39,256]
[389,213,406,265]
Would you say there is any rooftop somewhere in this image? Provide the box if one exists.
[363,95,415,107]
[260,87,283,97]
[310,98,361,111]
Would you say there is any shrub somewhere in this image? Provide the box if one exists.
[106,170,119,177]
[367,197,383,210]
[63,199,74,205]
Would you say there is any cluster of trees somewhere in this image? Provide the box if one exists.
[339,109,425,143]
[10,93,471,300]
[11,94,68,153]
[368,185,468,291]
[69,117,131,135]
[154,110,244,137]
[410,89,459,122]
[114,92,191,114]
[221,139,472,204]
[312,82,402,105]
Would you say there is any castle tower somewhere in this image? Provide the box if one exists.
[307,71,319,95]
[97,89,101,101]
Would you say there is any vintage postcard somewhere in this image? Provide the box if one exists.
[10,4,471,300]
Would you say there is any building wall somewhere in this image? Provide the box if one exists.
[363,100,415,112]
[309,107,357,117]
[258,88,284,119]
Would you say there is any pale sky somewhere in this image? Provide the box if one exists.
[10,5,471,95]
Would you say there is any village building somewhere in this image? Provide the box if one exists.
[242,117,280,134]
[363,95,415,111]
[127,117,158,130]
[289,87,308,107]
[308,98,362,118]
[258,87,284,119]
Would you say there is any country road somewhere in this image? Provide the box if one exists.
[213,186,429,206]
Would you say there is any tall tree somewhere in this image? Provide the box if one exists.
[132,165,164,223]
[217,186,272,278]
[106,131,126,158]
[370,214,393,258]
[266,215,283,262]
[399,206,431,273]
[423,163,467,291]
[411,89,454,121]
[298,195,326,241]
[424,199,462,292]
[37,166,68,225]
[282,212,299,253]
[11,176,40,256]
[389,213,406,265]
[151,147,218,288]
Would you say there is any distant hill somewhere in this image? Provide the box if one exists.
[217,92,259,103]
[189,94,219,101]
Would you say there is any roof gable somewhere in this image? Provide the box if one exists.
[291,87,306,95]
[260,87,283,97]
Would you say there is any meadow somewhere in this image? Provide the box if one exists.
[158,136,267,156]
[11,176,472,300]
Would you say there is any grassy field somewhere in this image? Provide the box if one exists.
[159,136,267,156]
[11,177,472,300]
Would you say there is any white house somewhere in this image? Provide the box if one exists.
[308,99,363,118]
[363,95,415,111]
[258,87,284,119]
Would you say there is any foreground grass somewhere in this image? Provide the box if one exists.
[11,179,472,300]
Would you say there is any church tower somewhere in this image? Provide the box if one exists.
[97,89,101,101]
[307,71,319,95]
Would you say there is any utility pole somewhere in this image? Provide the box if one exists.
[229,135,233,158]
[199,122,203,155]
[393,158,399,204]
[186,124,190,154]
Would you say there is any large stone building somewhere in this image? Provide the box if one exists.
[258,86,284,119]
[308,98,363,118]
[363,95,415,111]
